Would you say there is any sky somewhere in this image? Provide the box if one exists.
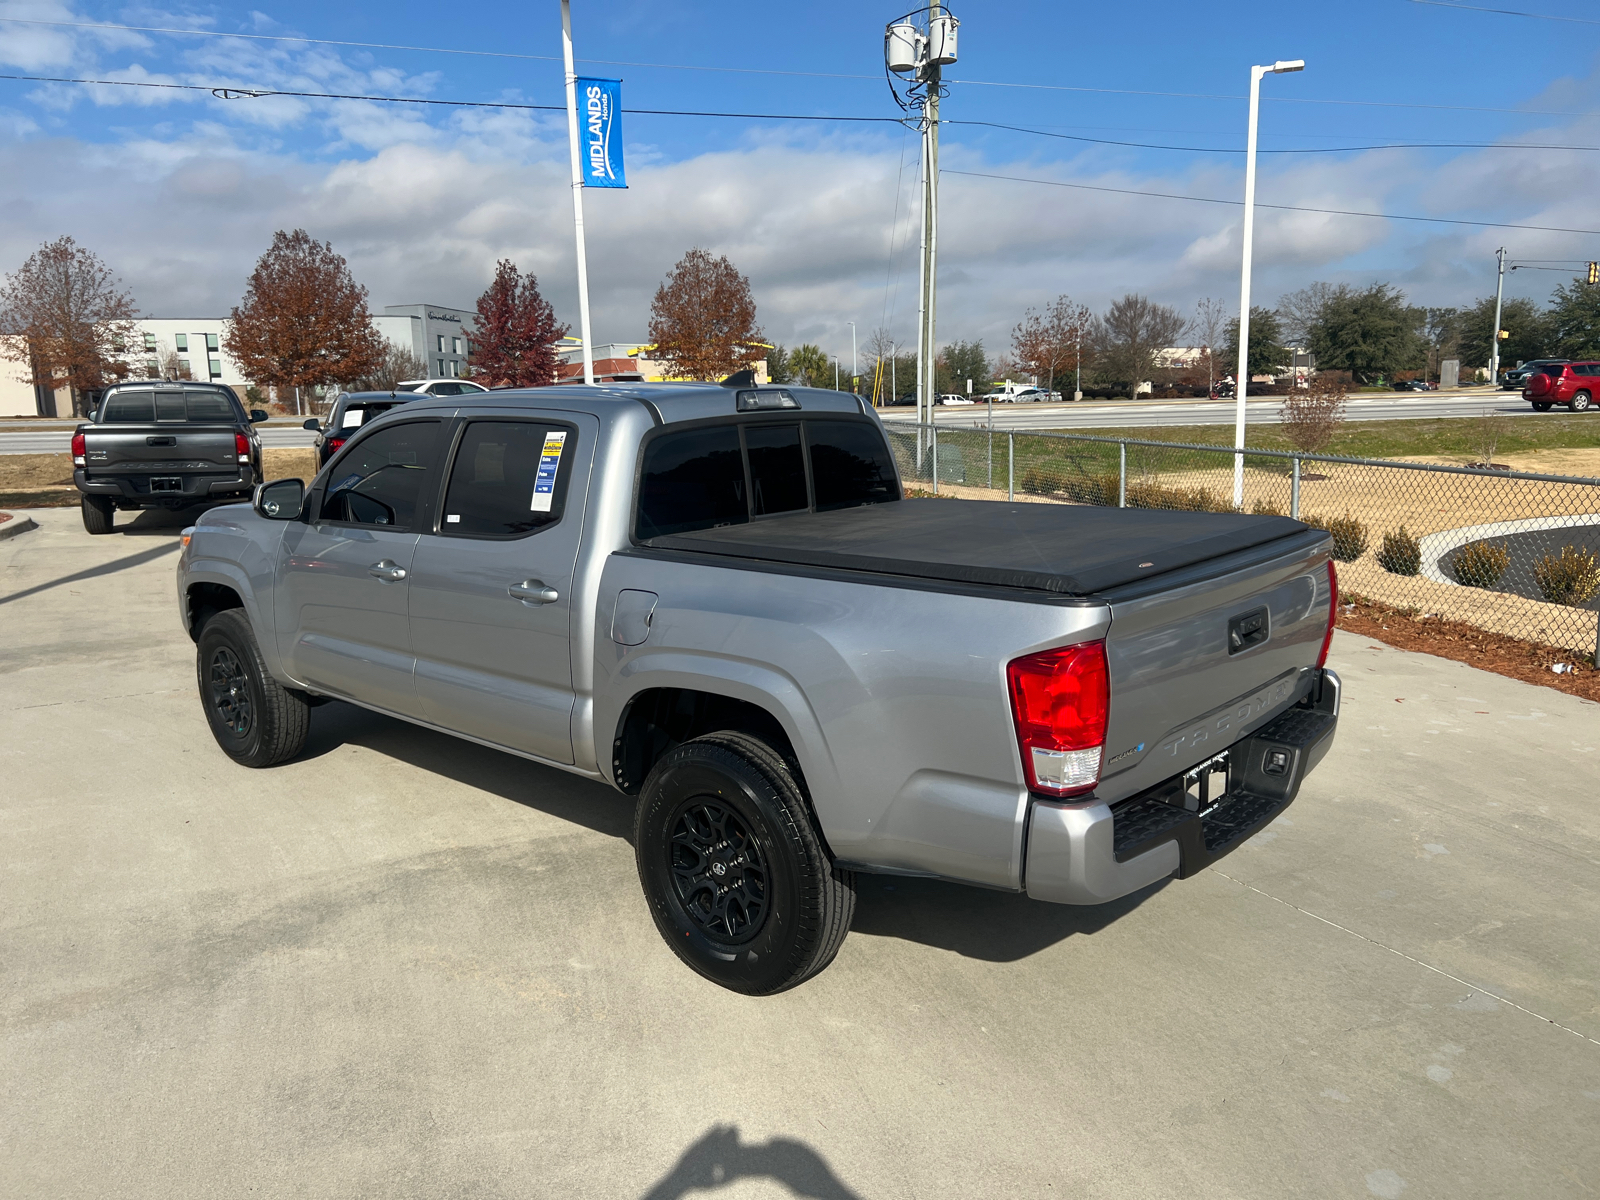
[2,0,1599,363]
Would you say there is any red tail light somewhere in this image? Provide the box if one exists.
[1007,641,1110,797]
[234,431,251,458]
[327,437,346,455]
[1316,559,1338,669]
[71,432,86,464]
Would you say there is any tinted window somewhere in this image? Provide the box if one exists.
[1538,364,1567,376]
[320,421,442,529]
[156,392,187,421]
[441,421,574,537]
[185,392,236,421]
[338,401,401,429]
[808,420,900,511]
[746,424,808,516]
[636,425,747,539]
[101,391,155,423]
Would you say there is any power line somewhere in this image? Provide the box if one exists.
[4,15,1597,119]
[951,118,1600,155]
[12,73,1600,158]
[943,168,1600,236]
[1407,0,1600,25]
[0,73,903,124]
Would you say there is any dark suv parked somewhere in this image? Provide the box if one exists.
[305,391,418,466]
[1524,362,1600,412]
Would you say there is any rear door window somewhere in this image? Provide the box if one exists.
[319,420,443,530]
[155,392,187,421]
[439,420,575,537]
[636,425,748,539]
[807,419,900,511]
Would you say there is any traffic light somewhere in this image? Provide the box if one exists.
[1588,261,1598,286]
[1498,330,1509,340]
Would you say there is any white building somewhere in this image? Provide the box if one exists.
[0,301,476,416]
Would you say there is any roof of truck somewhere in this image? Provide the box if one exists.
[397,382,870,425]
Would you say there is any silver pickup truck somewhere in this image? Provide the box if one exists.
[177,383,1340,994]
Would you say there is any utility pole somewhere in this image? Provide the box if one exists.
[560,0,594,385]
[848,321,857,387]
[1233,58,1304,508]
[1489,246,1506,388]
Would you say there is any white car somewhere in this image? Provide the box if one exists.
[396,378,490,397]
[939,393,977,405]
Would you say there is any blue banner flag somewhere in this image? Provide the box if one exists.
[576,77,625,188]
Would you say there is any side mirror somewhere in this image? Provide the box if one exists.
[249,409,269,423]
[253,478,305,521]
[302,418,322,431]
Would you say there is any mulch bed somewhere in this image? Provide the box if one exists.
[1337,591,1599,703]
[0,489,78,508]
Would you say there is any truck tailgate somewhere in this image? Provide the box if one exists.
[1094,531,1334,805]
[83,426,239,473]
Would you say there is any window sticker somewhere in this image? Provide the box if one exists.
[445,514,461,523]
[530,430,567,512]
[341,409,365,428]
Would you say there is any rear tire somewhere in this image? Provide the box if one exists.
[1570,390,1592,412]
[81,495,113,535]
[1532,402,1553,412]
[634,730,855,995]
[196,608,310,767]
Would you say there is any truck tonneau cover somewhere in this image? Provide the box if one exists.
[648,498,1311,595]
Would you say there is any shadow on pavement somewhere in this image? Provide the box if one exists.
[640,1125,863,1200]
[299,700,635,842]
[850,871,1166,962]
[0,540,179,607]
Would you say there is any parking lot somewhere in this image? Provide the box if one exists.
[3,507,1597,1199]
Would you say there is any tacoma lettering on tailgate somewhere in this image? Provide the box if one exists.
[1156,676,1297,759]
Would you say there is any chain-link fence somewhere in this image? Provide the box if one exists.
[885,423,1600,659]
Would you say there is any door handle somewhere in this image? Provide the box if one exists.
[368,560,408,582]
[509,579,559,605]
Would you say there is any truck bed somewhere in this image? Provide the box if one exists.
[647,498,1312,595]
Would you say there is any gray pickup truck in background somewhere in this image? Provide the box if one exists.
[176,382,1340,994]
[73,381,267,534]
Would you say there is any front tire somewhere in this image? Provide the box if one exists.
[634,731,855,994]
[81,494,113,535]
[1570,390,1592,412]
[196,608,310,767]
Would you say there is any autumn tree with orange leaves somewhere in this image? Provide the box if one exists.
[468,260,567,387]
[647,248,764,381]
[225,229,383,413]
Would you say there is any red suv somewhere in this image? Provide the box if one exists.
[1524,362,1600,412]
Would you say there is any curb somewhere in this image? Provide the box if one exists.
[0,512,39,541]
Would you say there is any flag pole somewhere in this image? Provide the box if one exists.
[561,0,595,385]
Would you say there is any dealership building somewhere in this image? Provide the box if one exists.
[0,300,477,417]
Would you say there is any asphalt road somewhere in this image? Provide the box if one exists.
[3,508,1598,1198]
[0,388,1555,453]
[881,389,1547,431]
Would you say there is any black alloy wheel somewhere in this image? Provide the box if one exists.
[634,731,855,994]
[1571,390,1592,412]
[208,645,253,736]
[195,608,310,767]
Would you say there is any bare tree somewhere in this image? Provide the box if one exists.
[1276,281,1350,349]
[468,259,567,387]
[1011,295,1090,396]
[0,236,139,416]
[1190,297,1231,394]
[353,341,428,391]
[161,348,193,380]
[1279,373,1347,454]
[1092,294,1187,390]
[647,248,764,381]
[224,229,385,415]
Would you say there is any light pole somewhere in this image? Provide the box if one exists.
[560,0,595,386]
[1233,58,1305,508]
[1488,246,1507,388]
[848,321,857,388]
[834,356,840,391]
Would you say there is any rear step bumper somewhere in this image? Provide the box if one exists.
[1025,669,1340,905]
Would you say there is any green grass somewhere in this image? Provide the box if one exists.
[1038,415,1600,461]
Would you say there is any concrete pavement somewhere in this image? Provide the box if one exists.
[2,507,1597,1198]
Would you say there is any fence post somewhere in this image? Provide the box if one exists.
[931,424,939,495]
[1119,443,1127,508]
[1291,457,1301,520]
[988,423,993,490]
[1008,432,1014,501]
